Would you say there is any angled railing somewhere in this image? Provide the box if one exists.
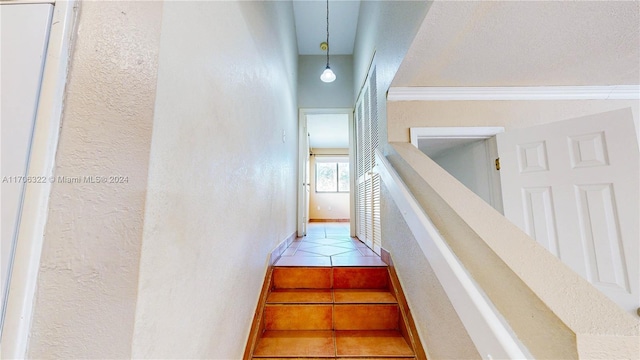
[376,143,639,360]
[375,149,530,359]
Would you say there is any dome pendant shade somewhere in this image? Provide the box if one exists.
[320,66,336,83]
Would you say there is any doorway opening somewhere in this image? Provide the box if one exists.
[298,108,355,238]
[410,127,505,213]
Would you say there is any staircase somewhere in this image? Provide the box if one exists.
[246,265,422,359]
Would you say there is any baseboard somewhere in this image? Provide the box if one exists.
[242,265,273,360]
[309,219,350,223]
[244,232,297,359]
[385,251,428,360]
[269,231,296,266]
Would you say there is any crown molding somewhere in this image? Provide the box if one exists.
[387,85,640,101]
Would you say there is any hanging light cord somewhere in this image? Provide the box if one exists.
[325,0,330,68]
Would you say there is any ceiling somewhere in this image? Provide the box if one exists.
[293,1,359,150]
[307,114,350,149]
[294,1,639,154]
[293,0,361,55]
[393,1,640,87]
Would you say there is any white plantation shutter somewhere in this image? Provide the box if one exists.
[355,64,382,254]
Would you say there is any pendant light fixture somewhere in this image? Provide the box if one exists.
[320,0,336,83]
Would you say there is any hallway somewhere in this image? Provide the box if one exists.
[275,222,385,267]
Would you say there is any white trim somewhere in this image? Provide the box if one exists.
[348,109,356,238]
[375,149,531,360]
[2,1,78,357]
[297,108,355,238]
[388,85,640,101]
[410,126,505,146]
[410,126,505,214]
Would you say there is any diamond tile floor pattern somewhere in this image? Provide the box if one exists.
[275,222,386,267]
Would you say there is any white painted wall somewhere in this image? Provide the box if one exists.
[380,182,482,359]
[351,1,435,351]
[431,140,493,207]
[352,1,431,148]
[298,55,353,108]
[388,100,640,147]
[26,2,163,358]
[131,2,298,359]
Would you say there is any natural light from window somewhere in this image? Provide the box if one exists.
[316,158,349,193]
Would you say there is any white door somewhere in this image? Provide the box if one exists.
[355,64,381,254]
[497,108,639,315]
[297,115,311,236]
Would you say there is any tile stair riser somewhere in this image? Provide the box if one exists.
[333,304,400,331]
[264,304,333,331]
[251,266,417,359]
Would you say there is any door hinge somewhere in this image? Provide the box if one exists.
[495,158,501,171]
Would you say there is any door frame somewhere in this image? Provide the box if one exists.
[410,127,505,212]
[297,108,355,237]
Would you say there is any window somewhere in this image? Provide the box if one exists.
[315,158,349,192]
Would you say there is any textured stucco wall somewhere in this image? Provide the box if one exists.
[27,2,163,358]
[387,100,640,146]
[380,182,481,360]
[131,2,299,358]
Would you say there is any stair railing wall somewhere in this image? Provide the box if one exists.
[375,149,531,360]
[379,143,639,360]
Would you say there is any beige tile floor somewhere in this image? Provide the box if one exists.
[275,222,386,267]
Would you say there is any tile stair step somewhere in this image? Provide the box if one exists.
[267,289,333,304]
[256,266,414,358]
[333,289,397,304]
[267,289,396,304]
[252,330,335,358]
[335,330,414,358]
[252,330,414,358]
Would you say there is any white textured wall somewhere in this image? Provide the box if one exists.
[392,1,640,87]
[353,1,431,154]
[431,140,493,207]
[131,2,298,358]
[380,183,481,360]
[388,100,640,145]
[27,2,163,358]
[298,55,353,108]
